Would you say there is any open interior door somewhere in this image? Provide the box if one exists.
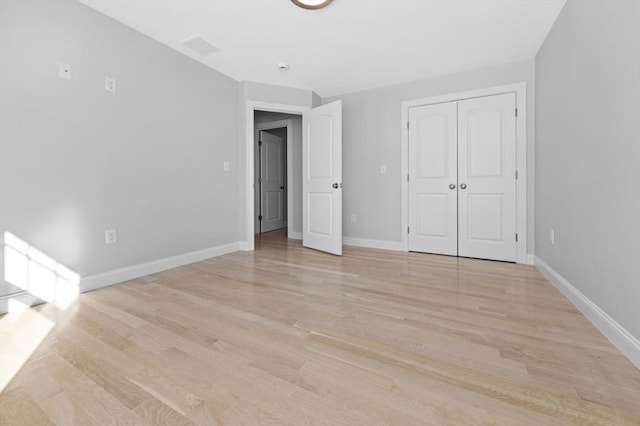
[302,100,342,255]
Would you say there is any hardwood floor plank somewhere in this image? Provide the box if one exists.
[38,390,95,425]
[1,230,638,425]
[0,388,55,425]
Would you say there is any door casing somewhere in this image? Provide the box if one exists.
[401,83,529,264]
[245,102,309,251]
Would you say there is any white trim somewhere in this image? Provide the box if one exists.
[0,242,240,314]
[81,242,240,293]
[0,291,43,314]
[525,254,535,266]
[535,256,640,369]
[289,231,303,240]
[401,82,530,264]
[343,237,404,252]
[255,119,294,239]
[245,101,309,251]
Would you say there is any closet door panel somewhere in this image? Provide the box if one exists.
[458,93,517,262]
[408,102,458,255]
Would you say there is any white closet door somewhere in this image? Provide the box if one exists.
[408,101,458,255]
[458,93,517,262]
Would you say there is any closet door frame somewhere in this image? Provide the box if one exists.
[401,82,529,265]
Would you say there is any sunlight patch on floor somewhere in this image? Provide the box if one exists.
[4,231,80,303]
[1,231,81,391]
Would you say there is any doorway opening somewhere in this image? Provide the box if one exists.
[256,125,287,234]
[245,102,309,251]
[253,110,303,248]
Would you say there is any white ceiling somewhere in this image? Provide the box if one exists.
[80,0,565,98]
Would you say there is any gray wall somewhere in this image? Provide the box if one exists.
[254,112,303,235]
[325,60,535,253]
[535,0,640,339]
[312,92,322,108]
[0,0,239,292]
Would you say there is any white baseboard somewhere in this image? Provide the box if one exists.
[288,231,302,240]
[0,241,240,314]
[284,233,403,251]
[81,242,240,293]
[343,237,404,252]
[525,254,535,265]
[0,291,43,314]
[535,256,640,369]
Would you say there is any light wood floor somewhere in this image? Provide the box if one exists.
[1,230,639,425]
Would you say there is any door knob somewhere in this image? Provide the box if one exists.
[332,183,339,189]
[449,184,456,190]
[460,183,467,190]
[280,186,284,190]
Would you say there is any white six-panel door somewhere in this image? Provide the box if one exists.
[302,100,342,255]
[408,101,458,255]
[408,93,517,262]
[259,130,285,233]
[458,93,516,261]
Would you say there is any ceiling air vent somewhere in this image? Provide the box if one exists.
[181,36,220,56]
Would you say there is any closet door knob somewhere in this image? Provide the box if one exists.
[460,183,467,190]
[449,184,456,190]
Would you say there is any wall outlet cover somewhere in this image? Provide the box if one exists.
[105,228,118,244]
[105,76,116,92]
[59,63,71,80]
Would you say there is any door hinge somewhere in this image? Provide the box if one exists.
[258,140,262,147]
[407,174,410,182]
[259,215,263,221]
[258,177,262,183]
[515,108,518,118]
[515,170,518,180]
[407,121,410,130]
[515,233,518,242]
[408,226,410,234]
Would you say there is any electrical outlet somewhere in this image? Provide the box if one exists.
[351,214,357,223]
[59,63,71,80]
[105,76,116,92]
[380,164,387,174]
[105,228,118,245]
[223,161,230,171]
[550,229,555,245]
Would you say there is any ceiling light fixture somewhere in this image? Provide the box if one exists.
[291,0,333,10]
